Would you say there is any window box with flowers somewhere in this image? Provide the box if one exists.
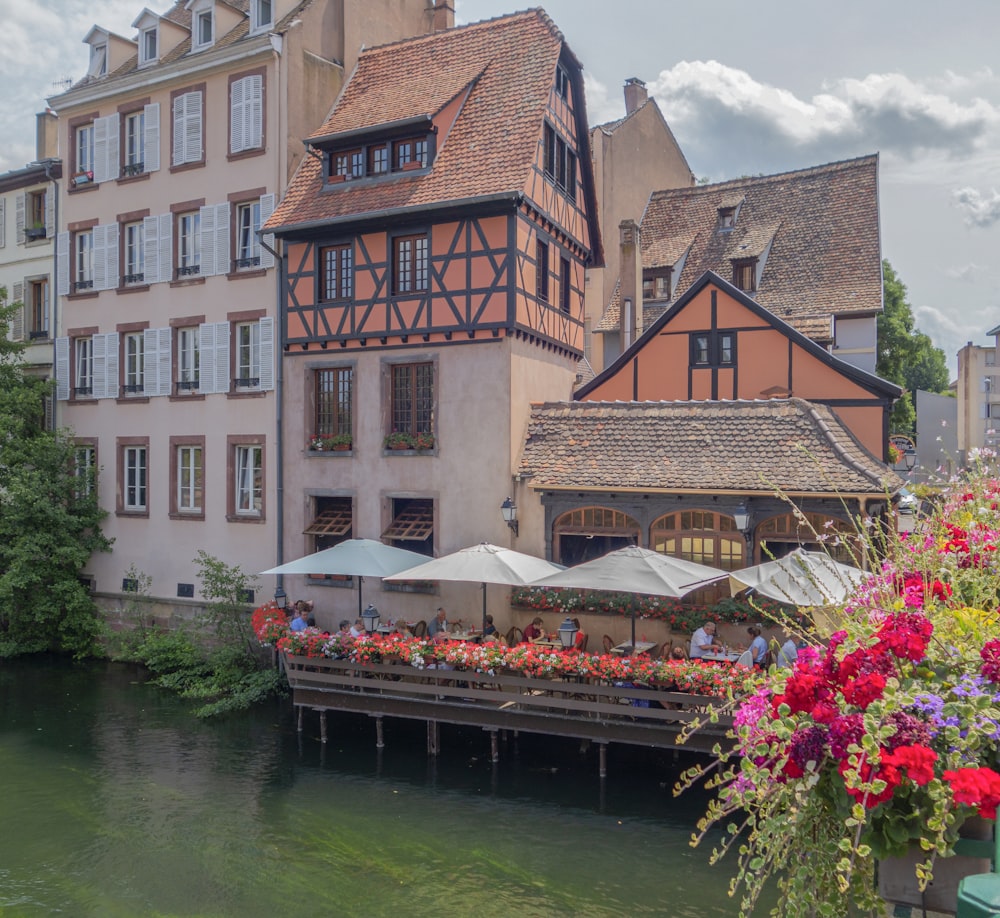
[681,460,1000,918]
[309,433,352,452]
[383,431,435,452]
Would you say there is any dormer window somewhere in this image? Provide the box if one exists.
[718,207,736,230]
[325,132,433,184]
[642,267,672,301]
[194,10,213,49]
[332,149,364,179]
[555,64,570,101]
[250,0,273,33]
[732,257,758,293]
[139,26,158,65]
[369,144,389,175]
[88,43,107,77]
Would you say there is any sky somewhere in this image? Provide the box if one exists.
[2,0,999,375]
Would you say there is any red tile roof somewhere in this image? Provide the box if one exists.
[266,10,583,234]
[518,397,899,495]
[626,155,882,343]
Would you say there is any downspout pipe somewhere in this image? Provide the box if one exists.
[40,159,59,428]
[260,235,285,602]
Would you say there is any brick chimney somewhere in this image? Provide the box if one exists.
[619,220,641,349]
[624,77,648,115]
[432,0,455,31]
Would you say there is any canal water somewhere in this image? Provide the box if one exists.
[0,656,773,917]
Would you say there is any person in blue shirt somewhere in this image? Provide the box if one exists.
[746,625,768,666]
[290,606,308,631]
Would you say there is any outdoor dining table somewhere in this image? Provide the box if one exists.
[533,639,567,650]
[447,630,481,642]
[700,650,742,663]
[611,640,657,657]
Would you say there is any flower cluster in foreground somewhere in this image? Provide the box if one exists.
[253,606,759,697]
[684,466,1000,918]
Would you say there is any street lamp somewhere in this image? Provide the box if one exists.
[557,617,578,650]
[732,501,751,535]
[904,449,917,472]
[501,496,518,537]
[274,584,287,608]
[362,603,380,633]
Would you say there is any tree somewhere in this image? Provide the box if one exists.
[0,287,111,657]
[876,260,950,435]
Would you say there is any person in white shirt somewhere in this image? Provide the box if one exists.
[777,637,799,668]
[689,621,721,659]
[349,618,366,638]
[427,607,449,642]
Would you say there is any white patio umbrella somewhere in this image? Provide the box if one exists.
[728,547,868,607]
[260,539,430,619]
[384,542,565,633]
[528,545,728,651]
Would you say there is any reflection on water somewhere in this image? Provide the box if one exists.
[0,657,770,916]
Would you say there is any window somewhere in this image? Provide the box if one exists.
[24,190,46,240]
[74,231,94,291]
[235,201,261,269]
[140,27,158,66]
[394,137,428,169]
[172,89,203,166]
[690,331,736,367]
[123,446,147,511]
[123,332,144,394]
[315,367,353,437]
[718,207,736,230]
[234,445,263,517]
[251,0,273,32]
[76,124,95,178]
[543,123,576,196]
[74,445,96,497]
[555,64,570,101]
[390,362,433,438]
[642,268,672,301]
[369,144,389,175]
[332,149,364,179]
[230,74,263,154]
[88,43,107,77]
[123,222,144,285]
[124,111,145,175]
[560,255,571,314]
[536,240,549,301]
[651,510,745,602]
[320,244,352,300]
[176,445,203,513]
[194,10,213,49]
[392,234,428,295]
[235,321,261,387]
[305,496,353,555]
[177,212,201,276]
[177,327,200,390]
[732,258,758,292]
[28,279,48,339]
[75,338,94,396]
[382,497,434,557]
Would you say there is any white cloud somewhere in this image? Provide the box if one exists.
[946,263,988,283]
[953,187,1000,227]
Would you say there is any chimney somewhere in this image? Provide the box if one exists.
[619,220,641,349]
[36,110,58,160]
[431,0,455,31]
[624,77,648,115]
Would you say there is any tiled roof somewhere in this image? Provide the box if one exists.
[637,155,881,342]
[596,277,677,333]
[266,10,582,233]
[518,397,900,495]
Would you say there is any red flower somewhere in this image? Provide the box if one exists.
[883,744,937,786]
[841,671,886,709]
[981,639,1000,684]
[943,767,1000,819]
[839,755,901,808]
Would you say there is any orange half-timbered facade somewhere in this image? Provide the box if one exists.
[264,10,602,625]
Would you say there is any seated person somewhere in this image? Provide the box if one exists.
[427,607,450,642]
[670,645,688,662]
[482,614,498,638]
[394,619,412,637]
[523,616,546,643]
[290,606,308,631]
[349,618,366,638]
[746,625,768,666]
[689,621,721,659]
[572,618,588,652]
[777,636,799,668]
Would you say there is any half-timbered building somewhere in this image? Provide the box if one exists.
[264,10,602,623]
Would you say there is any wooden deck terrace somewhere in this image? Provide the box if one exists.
[284,655,734,774]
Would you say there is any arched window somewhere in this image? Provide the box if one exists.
[650,510,746,570]
[553,506,639,566]
[756,512,857,564]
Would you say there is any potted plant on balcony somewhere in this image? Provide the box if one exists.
[308,434,325,451]
[24,221,46,241]
[682,462,1000,917]
[323,433,353,451]
[413,431,435,451]
[383,431,415,450]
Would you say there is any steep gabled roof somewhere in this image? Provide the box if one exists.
[265,8,600,254]
[639,155,882,341]
[518,397,900,496]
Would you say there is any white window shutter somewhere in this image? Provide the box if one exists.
[214,202,230,275]
[143,216,160,285]
[91,332,107,398]
[158,213,172,284]
[104,331,119,399]
[0,197,5,247]
[198,322,216,394]
[248,75,263,150]
[105,113,120,182]
[56,337,70,400]
[144,103,160,172]
[199,204,216,275]
[10,282,24,341]
[93,116,108,184]
[230,77,246,154]
[152,326,172,396]
[15,192,25,245]
[172,94,185,165]
[184,91,203,164]
[142,328,158,395]
[57,231,70,296]
[44,188,54,237]
[258,316,274,391]
[92,224,107,291]
[214,320,230,393]
[105,222,119,290]
[259,193,275,269]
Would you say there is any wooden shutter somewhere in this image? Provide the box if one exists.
[44,187,54,237]
[158,213,172,284]
[173,91,202,165]
[105,222,119,290]
[104,331,120,399]
[199,204,215,275]
[93,115,120,183]
[105,114,120,182]
[230,76,246,154]
[172,94,185,165]
[10,282,23,341]
[214,203,230,275]
[56,231,70,296]
[198,321,230,394]
[248,75,263,149]
[231,75,262,153]
[258,316,274,391]
[144,326,172,396]
[143,216,160,285]
[15,192,25,245]
[92,224,107,290]
[199,203,230,276]
[144,103,160,172]
[258,193,275,269]
[91,332,106,398]
[55,337,70,400]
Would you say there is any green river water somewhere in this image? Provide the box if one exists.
[0,656,775,917]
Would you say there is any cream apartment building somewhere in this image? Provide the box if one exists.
[48,0,447,615]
